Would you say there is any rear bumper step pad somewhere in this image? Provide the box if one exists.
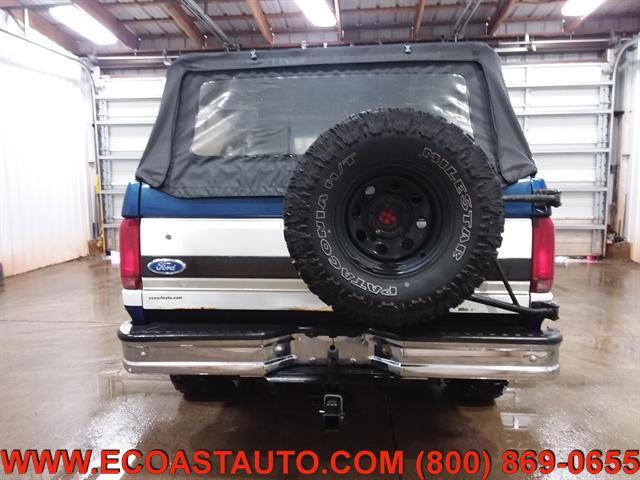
[119,320,561,381]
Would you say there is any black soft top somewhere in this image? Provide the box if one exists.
[136,43,536,198]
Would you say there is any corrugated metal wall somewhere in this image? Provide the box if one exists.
[96,56,613,257]
[0,33,94,276]
[614,45,640,262]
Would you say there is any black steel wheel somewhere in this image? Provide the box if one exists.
[284,108,504,326]
[342,171,448,276]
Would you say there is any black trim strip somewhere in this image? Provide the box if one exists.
[491,258,531,282]
[119,312,561,344]
[141,256,531,281]
[142,256,298,279]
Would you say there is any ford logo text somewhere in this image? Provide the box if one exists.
[147,258,187,275]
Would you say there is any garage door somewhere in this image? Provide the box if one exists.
[96,61,612,256]
[502,63,611,257]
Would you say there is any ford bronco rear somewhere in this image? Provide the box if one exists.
[117,43,561,412]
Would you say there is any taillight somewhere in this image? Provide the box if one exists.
[119,218,141,290]
[531,217,555,293]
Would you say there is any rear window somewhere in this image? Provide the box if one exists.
[136,46,538,197]
[191,72,473,157]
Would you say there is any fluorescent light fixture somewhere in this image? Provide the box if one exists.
[561,0,606,17]
[49,5,118,45]
[295,0,336,28]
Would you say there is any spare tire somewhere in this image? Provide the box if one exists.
[284,108,503,326]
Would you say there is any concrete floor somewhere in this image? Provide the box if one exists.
[1,258,639,479]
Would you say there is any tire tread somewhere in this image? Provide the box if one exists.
[284,109,504,326]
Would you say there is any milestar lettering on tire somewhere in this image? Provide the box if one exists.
[284,108,504,326]
[420,147,473,262]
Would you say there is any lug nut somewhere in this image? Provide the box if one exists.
[274,344,286,356]
[381,344,392,357]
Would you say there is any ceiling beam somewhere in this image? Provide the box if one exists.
[412,0,427,40]
[0,0,34,6]
[115,3,500,25]
[123,11,625,27]
[10,8,80,53]
[138,14,640,41]
[564,17,583,33]
[1,0,155,7]
[163,2,203,47]
[72,0,138,49]
[246,0,273,45]
[28,10,79,53]
[487,0,518,35]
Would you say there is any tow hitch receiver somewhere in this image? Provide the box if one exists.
[320,394,344,430]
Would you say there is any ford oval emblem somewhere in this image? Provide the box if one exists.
[147,258,186,275]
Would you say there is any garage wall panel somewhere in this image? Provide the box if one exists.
[504,62,611,256]
[0,33,93,276]
[523,115,600,145]
[105,125,154,152]
[98,60,612,256]
[614,45,640,262]
[96,76,165,250]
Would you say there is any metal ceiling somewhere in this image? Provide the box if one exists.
[2,0,640,55]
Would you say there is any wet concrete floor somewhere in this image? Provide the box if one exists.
[0,258,639,479]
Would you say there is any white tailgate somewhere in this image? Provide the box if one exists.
[136,218,532,313]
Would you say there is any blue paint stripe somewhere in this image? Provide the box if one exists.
[141,186,283,218]
[503,179,533,218]
[503,178,550,218]
[121,183,141,217]
[122,183,283,218]
[121,179,550,219]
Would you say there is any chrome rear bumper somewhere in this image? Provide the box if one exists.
[119,321,561,381]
